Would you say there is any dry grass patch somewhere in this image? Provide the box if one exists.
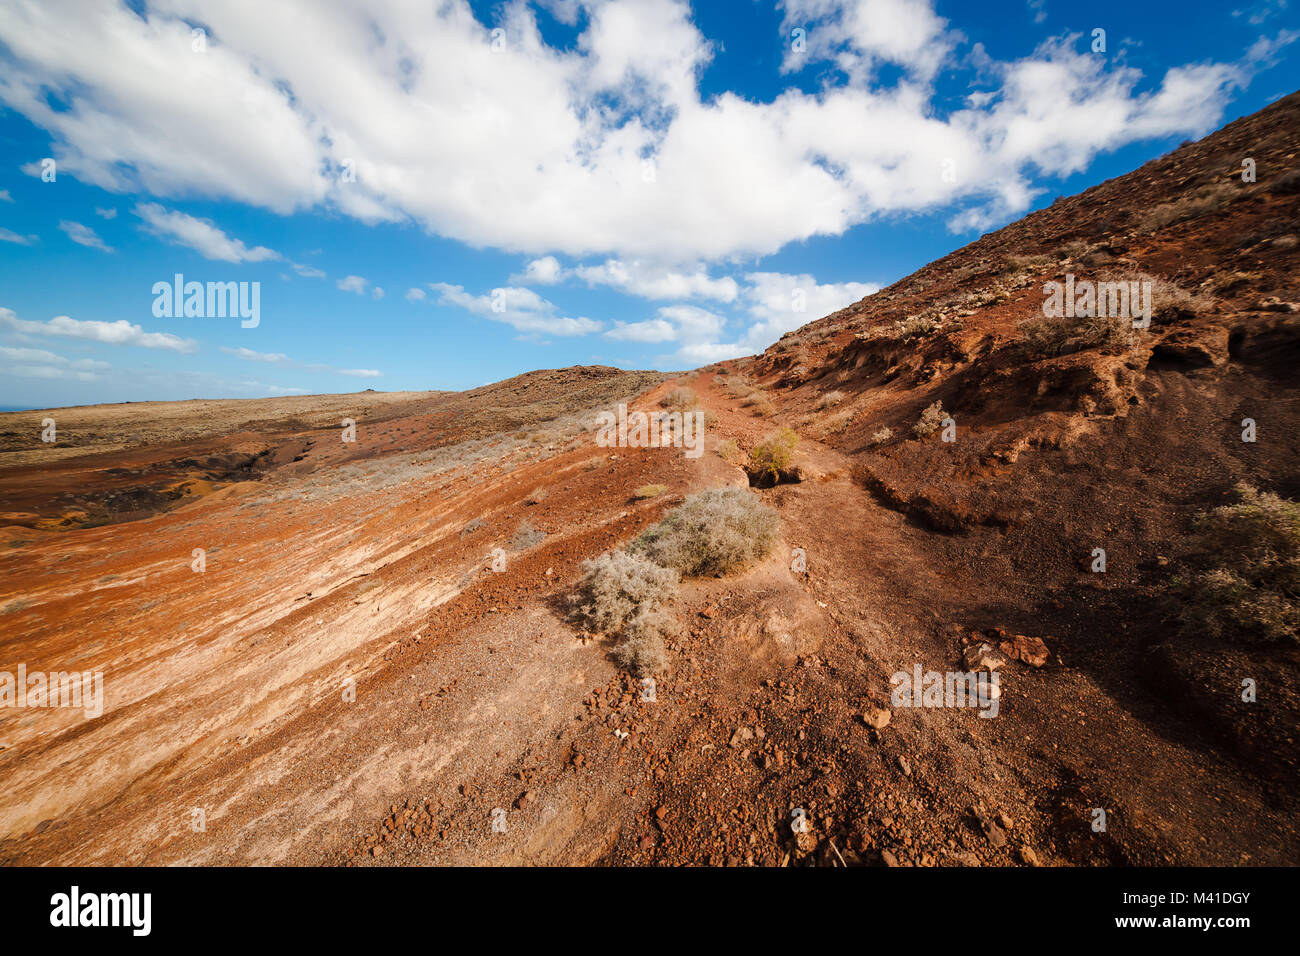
[716,439,745,466]
[660,387,698,410]
[748,427,799,484]
[1171,484,1300,645]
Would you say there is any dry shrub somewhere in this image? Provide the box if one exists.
[749,427,799,483]
[725,377,754,399]
[510,520,546,551]
[750,396,776,417]
[913,401,946,438]
[611,606,679,675]
[817,390,846,410]
[716,439,745,465]
[660,387,698,410]
[1139,182,1239,232]
[1172,484,1300,645]
[1017,311,1135,358]
[633,483,668,499]
[630,487,779,577]
[1147,274,1217,321]
[569,549,679,634]
[893,314,939,342]
[870,426,893,445]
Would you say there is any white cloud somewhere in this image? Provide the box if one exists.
[0,0,1264,263]
[673,340,751,364]
[405,287,427,302]
[337,274,369,294]
[3,364,101,381]
[604,317,677,343]
[513,255,565,285]
[779,0,955,83]
[0,189,11,202]
[133,202,278,262]
[0,227,35,245]
[573,259,739,301]
[371,286,384,300]
[95,206,117,218]
[220,346,289,363]
[0,306,197,353]
[220,344,383,378]
[0,346,109,370]
[605,302,733,368]
[292,262,326,278]
[429,283,602,336]
[740,271,878,347]
[59,219,112,252]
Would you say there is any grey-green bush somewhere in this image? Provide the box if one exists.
[611,605,679,675]
[569,549,679,634]
[629,487,779,577]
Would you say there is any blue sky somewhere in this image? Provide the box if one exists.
[0,0,1296,408]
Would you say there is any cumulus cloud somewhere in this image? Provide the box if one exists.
[0,0,1266,264]
[429,283,602,337]
[605,302,738,366]
[59,220,112,252]
[779,0,956,83]
[737,271,878,348]
[134,202,278,262]
[0,306,197,353]
[337,275,369,294]
[512,255,565,285]
[573,259,739,301]
[0,189,11,202]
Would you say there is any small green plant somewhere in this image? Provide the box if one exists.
[913,401,946,438]
[749,427,799,483]
[1171,484,1300,645]
[630,487,779,577]
[633,483,668,499]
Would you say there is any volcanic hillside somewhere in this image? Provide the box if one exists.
[0,93,1297,867]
